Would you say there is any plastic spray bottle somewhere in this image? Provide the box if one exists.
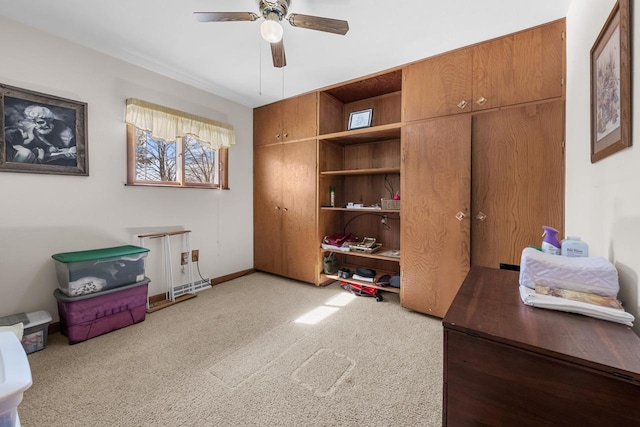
[541,226,561,255]
[330,186,335,207]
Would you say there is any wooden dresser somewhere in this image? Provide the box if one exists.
[442,266,640,426]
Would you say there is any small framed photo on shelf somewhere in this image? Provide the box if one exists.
[347,108,373,130]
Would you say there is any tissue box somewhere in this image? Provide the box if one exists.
[52,245,149,297]
[519,247,619,297]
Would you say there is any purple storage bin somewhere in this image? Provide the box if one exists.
[54,278,149,344]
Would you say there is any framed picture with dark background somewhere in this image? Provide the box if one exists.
[590,0,631,163]
[0,83,88,175]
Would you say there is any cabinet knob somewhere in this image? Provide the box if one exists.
[283,207,288,212]
[283,133,289,138]
[275,206,281,210]
[457,100,468,110]
[276,134,281,139]
[475,212,487,222]
[455,211,467,222]
[476,96,488,106]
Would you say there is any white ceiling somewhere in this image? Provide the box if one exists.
[0,0,572,108]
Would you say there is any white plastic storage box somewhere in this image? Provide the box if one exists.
[21,311,52,354]
[52,245,149,297]
[0,331,32,427]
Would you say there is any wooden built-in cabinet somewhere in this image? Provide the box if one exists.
[403,19,565,122]
[401,115,471,317]
[254,18,566,316]
[253,92,317,146]
[403,47,473,121]
[254,140,318,284]
[472,19,565,111]
[471,101,565,267]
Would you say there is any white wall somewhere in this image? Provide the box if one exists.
[566,1,640,332]
[0,17,254,321]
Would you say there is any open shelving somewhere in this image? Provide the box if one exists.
[317,68,403,287]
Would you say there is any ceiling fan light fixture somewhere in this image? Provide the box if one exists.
[260,13,284,43]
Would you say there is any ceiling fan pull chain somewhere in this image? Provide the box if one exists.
[258,35,263,96]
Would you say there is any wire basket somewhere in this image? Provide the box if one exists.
[381,199,400,210]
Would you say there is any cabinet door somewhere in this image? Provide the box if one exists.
[254,102,283,146]
[282,92,317,142]
[254,145,284,274]
[472,19,564,111]
[401,115,471,317]
[471,101,565,267]
[403,48,473,122]
[281,139,317,283]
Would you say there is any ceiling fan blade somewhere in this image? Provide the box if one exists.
[193,12,259,22]
[271,40,287,68]
[287,14,349,35]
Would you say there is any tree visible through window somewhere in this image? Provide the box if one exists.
[184,134,217,184]
[128,125,228,188]
[135,130,177,182]
[125,98,233,189]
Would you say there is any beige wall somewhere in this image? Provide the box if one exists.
[0,17,254,321]
[566,1,640,332]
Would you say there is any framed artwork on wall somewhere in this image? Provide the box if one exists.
[0,83,88,175]
[590,0,631,163]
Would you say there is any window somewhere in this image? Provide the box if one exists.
[125,99,234,189]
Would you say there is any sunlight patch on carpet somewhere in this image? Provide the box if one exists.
[294,306,339,324]
[291,348,356,397]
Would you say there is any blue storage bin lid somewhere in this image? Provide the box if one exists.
[51,245,149,263]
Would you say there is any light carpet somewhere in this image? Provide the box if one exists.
[19,272,443,426]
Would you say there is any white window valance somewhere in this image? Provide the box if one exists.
[125,98,235,149]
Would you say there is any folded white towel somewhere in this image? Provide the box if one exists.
[519,247,619,297]
[519,285,634,327]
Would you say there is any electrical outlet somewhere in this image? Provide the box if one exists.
[192,249,199,262]
[181,252,188,265]
[381,215,387,225]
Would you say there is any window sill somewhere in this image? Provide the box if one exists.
[125,182,228,190]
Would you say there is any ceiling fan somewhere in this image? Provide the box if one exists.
[194,0,349,68]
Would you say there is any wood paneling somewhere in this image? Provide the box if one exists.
[319,93,343,135]
[403,47,473,121]
[254,145,283,273]
[344,91,402,128]
[254,93,317,146]
[253,102,283,146]
[471,101,565,267]
[281,139,318,282]
[401,115,471,317]
[472,19,565,111]
[282,92,317,142]
[254,140,317,283]
[324,69,402,103]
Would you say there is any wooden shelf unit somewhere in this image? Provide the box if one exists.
[321,166,400,176]
[323,273,400,294]
[253,19,566,318]
[318,68,402,286]
[321,207,400,213]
